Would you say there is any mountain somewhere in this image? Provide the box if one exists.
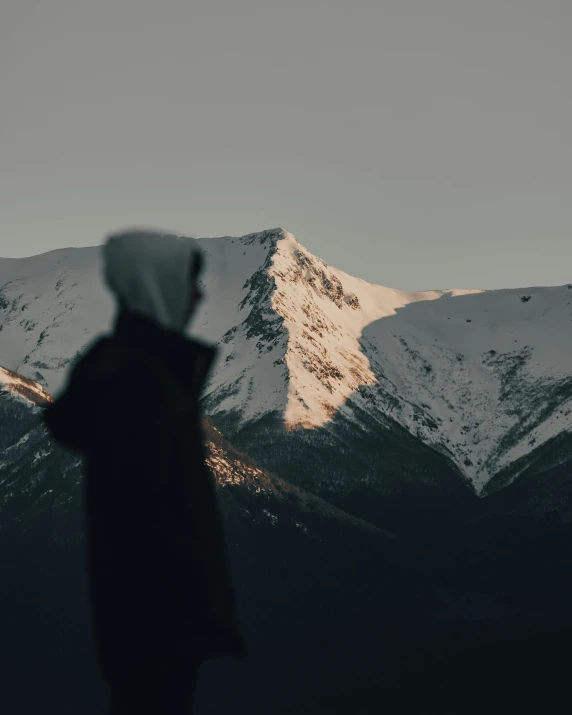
[195,229,572,498]
[2,225,572,709]
[2,227,572,535]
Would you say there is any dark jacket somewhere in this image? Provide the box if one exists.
[43,311,246,681]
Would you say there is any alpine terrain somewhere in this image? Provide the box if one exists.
[1,227,572,712]
[1,228,572,532]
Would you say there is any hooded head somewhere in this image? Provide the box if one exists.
[103,229,203,333]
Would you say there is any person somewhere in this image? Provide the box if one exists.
[43,230,246,714]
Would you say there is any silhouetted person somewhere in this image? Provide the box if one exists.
[43,230,246,714]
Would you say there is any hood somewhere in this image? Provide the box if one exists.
[102,229,200,333]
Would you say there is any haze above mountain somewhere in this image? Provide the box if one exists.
[1,227,571,495]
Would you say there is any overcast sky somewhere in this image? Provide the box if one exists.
[1,0,570,290]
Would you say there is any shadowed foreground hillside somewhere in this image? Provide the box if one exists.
[1,371,572,712]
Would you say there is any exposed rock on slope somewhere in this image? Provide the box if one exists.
[2,228,572,520]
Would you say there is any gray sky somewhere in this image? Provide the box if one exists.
[1,0,570,291]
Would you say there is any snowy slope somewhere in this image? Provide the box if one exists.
[356,285,572,492]
[0,246,115,395]
[1,227,571,494]
[196,229,572,493]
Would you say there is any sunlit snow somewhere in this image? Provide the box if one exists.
[2,228,571,493]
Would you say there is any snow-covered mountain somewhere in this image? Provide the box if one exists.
[2,227,571,502]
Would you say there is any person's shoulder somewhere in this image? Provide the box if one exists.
[69,335,120,380]
[69,337,166,418]
[75,335,114,363]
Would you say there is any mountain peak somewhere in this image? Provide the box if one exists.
[2,230,572,496]
[237,227,297,248]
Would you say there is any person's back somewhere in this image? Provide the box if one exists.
[43,230,246,714]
